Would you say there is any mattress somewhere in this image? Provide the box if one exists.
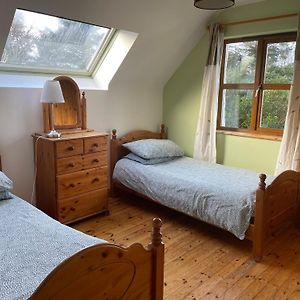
[113,156,273,240]
[0,195,105,300]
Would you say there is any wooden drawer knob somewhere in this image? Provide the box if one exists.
[92,143,99,148]
[92,159,99,163]
[68,183,76,188]
[92,178,100,183]
[68,163,75,168]
[68,146,75,151]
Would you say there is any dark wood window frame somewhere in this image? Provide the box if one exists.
[217,32,297,139]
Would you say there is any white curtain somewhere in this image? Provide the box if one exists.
[275,15,300,175]
[193,24,224,163]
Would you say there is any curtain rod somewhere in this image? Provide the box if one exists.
[207,13,298,29]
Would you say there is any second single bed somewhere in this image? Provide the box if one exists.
[113,156,272,240]
[111,126,300,261]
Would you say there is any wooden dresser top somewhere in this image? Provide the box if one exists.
[33,131,109,142]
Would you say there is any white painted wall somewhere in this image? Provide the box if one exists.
[0,88,41,200]
[0,82,162,201]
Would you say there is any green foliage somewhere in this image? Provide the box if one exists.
[265,42,295,84]
[225,41,257,84]
[260,90,289,129]
[223,40,295,130]
[223,90,252,128]
[1,9,108,71]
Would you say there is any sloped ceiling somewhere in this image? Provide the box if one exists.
[0,0,264,89]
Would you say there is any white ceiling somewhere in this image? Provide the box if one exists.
[0,0,264,89]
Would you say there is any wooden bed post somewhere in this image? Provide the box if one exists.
[148,218,164,300]
[110,129,118,197]
[111,129,117,140]
[160,124,167,139]
[253,174,267,262]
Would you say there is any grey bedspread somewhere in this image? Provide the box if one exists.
[0,195,105,300]
[113,156,272,240]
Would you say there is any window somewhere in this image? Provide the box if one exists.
[0,9,115,75]
[217,33,296,137]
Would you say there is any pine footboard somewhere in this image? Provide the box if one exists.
[30,218,164,300]
[246,171,300,261]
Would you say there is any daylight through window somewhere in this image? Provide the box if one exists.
[0,9,114,75]
[217,33,296,137]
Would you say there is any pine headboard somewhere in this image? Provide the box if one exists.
[110,124,166,175]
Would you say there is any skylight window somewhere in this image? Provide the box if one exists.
[0,9,114,75]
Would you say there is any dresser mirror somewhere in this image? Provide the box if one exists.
[43,76,87,133]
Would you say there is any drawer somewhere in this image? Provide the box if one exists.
[56,139,83,158]
[58,189,108,223]
[57,167,108,199]
[84,136,107,154]
[83,152,107,169]
[57,155,83,175]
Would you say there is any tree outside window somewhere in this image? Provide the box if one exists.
[217,33,296,137]
[0,9,113,75]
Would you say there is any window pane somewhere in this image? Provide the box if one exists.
[260,90,289,129]
[264,41,296,84]
[221,89,253,128]
[0,9,110,73]
[224,41,258,84]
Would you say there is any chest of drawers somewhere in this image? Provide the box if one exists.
[33,131,109,224]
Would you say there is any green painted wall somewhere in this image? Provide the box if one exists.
[163,0,300,175]
[216,134,281,174]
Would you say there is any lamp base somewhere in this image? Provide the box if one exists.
[46,130,61,138]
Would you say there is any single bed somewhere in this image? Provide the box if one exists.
[0,157,164,300]
[110,125,300,261]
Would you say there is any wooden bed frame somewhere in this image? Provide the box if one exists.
[30,218,164,299]
[111,125,300,262]
[0,156,164,300]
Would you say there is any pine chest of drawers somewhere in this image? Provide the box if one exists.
[33,131,109,224]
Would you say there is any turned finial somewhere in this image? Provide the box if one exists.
[258,174,267,190]
[160,124,166,138]
[112,129,117,140]
[81,91,87,130]
[81,91,86,102]
[150,218,163,247]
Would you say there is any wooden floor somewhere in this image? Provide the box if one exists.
[72,194,300,300]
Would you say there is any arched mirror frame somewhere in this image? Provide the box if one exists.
[43,76,87,133]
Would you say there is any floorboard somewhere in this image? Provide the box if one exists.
[72,194,300,300]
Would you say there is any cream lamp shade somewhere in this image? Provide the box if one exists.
[41,80,65,138]
[40,80,65,104]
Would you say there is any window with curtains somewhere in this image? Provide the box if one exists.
[217,33,297,138]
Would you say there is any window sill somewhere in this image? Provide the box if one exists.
[217,130,282,141]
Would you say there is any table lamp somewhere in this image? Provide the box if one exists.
[40,80,65,138]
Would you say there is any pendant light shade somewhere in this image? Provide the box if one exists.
[194,0,235,10]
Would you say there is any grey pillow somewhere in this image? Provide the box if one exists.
[123,139,184,159]
[0,171,13,192]
[0,190,12,201]
[125,153,174,165]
